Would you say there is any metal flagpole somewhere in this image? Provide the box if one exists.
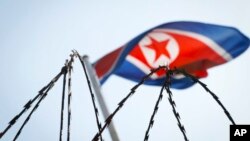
[82,55,120,141]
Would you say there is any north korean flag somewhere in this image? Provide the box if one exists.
[93,21,250,89]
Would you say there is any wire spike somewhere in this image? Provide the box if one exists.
[23,100,32,109]
[9,115,19,125]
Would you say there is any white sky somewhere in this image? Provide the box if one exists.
[0,0,249,141]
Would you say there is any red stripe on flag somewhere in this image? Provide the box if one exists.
[168,32,227,76]
[94,47,123,79]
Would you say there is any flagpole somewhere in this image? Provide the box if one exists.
[82,55,120,141]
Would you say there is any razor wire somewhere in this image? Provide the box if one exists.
[144,72,167,141]
[76,52,104,141]
[59,53,75,141]
[67,54,74,141]
[173,68,236,125]
[59,64,68,141]
[0,65,67,139]
[92,66,166,141]
[144,68,189,141]
[13,65,68,141]
[0,53,237,141]
[165,70,189,141]
[91,66,236,141]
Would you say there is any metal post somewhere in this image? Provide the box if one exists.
[82,55,120,141]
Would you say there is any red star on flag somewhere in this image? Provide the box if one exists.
[146,37,171,62]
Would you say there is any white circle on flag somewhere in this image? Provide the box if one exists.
[139,30,179,68]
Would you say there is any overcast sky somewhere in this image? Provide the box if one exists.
[0,0,250,141]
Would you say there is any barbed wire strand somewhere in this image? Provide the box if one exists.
[144,69,167,141]
[165,70,189,141]
[76,52,104,141]
[92,66,167,141]
[12,66,68,141]
[67,54,74,141]
[174,68,236,125]
[59,63,68,141]
[0,67,65,139]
